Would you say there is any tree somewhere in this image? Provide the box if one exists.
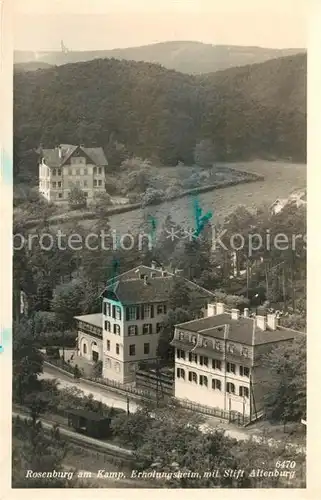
[262,336,306,425]
[13,319,44,404]
[68,186,87,210]
[168,278,191,310]
[157,308,193,363]
[51,280,84,328]
[11,416,90,488]
[141,188,165,208]
[194,139,216,168]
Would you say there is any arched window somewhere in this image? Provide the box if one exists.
[239,386,249,398]
[226,382,235,394]
[188,371,197,383]
[212,379,221,391]
[199,375,208,387]
[176,368,185,379]
[83,343,87,354]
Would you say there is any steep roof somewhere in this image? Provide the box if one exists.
[100,264,215,305]
[176,313,302,346]
[40,144,108,167]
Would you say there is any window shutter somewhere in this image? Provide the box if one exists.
[141,305,144,320]
[126,307,129,321]
[112,305,116,319]
[150,305,154,318]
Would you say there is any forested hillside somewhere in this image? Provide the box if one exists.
[14,53,306,181]
[14,41,304,74]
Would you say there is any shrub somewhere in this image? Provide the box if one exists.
[141,188,165,208]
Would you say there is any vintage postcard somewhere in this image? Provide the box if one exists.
[1,0,320,496]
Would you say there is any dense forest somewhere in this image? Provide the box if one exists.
[14,53,306,181]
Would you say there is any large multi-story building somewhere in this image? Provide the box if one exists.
[75,264,215,383]
[38,144,108,203]
[171,302,304,420]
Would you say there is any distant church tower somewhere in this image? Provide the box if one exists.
[61,40,69,54]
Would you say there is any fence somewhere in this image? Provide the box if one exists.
[175,399,251,425]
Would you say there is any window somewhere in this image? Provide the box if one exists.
[143,305,151,318]
[127,306,137,320]
[212,379,222,390]
[93,166,97,174]
[76,169,80,175]
[226,362,236,374]
[75,180,80,187]
[156,323,163,333]
[144,343,150,355]
[115,306,122,320]
[105,302,111,316]
[84,180,88,187]
[98,180,102,186]
[191,335,197,345]
[115,362,120,373]
[215,341,222,351]
[239,386,249,398]
[58,181,62,188]
[199,356,208,367]
[188,371,197,383]
[199,375,208,387]
[176,349,185,360]
[106,340,110,351]
[129,344,136,356]
[113,324,120,335]
[94,180,97,187]
[52,181,56,188]
[105,357,111,368]
[72,169,76,176]
[143,324,152,335]
[83,192,88,197]
[83,344,87,354]
[98,167,102,175]
[228,343,235,354]
[57,169,61,176]
[176,368,185,379]
[212,359,222,370]
[116,343,120,355]
[58,193,63,199]
[157,304,167,315]
[240,366,250,377]
[226,382,235,394]
[188,352,192,362]
[241,347,249,357]
[84,168,88,175]
[128,325,138,336]
[104,320,111,332]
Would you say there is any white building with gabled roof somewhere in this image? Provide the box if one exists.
[38,144,108,203]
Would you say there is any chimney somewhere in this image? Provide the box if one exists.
[57,145,62,159]
[231,308,240,320]
[243,308,249,318]
[151,261,156,269]
[256,315,267,331]
[216,302,225,315]
[267,313,278,330]
[207,303,216,317]
[143,276,148,286]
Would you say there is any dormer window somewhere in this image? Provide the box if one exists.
[191,335,197,345]
[140,274,146,280]
[228,343,235,354]
[215,341,221,351]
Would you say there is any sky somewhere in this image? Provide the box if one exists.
[13,0,307,51]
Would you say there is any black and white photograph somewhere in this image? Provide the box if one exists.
[7,0,309,490]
